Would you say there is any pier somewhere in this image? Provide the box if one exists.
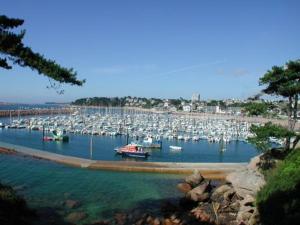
[0,108,75,118]
[0,141,246,179]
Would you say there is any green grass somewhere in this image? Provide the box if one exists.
[256,149,300,225]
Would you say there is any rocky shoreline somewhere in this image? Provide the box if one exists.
[77,155,265,225]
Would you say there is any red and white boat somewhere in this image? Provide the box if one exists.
[114,144,150,158]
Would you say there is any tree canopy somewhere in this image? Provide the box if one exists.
[260,60,300,98]
[259,60,299,130]
[243,102,269,116]
[249,59,300,153]
[248,122,297,152]
[0,15,85,86]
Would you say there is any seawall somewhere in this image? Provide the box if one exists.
[0,141,246,179]
[0,108,74,118]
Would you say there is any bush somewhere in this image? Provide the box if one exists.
[256,149,300,225]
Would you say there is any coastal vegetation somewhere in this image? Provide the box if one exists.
[256,149,300,225]
[259,60,299,131]
[248,122,297,153]
[242,102,272,117]
[247,59,300,225]
[249,59,300,154]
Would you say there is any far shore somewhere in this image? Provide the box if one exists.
[0,142,246,179]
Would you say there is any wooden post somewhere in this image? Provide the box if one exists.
[42,125,45,141]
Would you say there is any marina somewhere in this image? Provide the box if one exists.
[0,107,260,163]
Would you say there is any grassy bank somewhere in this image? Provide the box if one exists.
[256,149,300,225]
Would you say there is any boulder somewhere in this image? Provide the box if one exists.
[248,208,260,225]
[163,218,173,225]
[186,182,210,202]
[226,168,265,198]
[89,220,110,225]
[146,215,154,224]
[136,218,145,225]
[223,189,236,201]
[240,194,255,207]
[191,205,215,224]
[229,201,240,212]
[185,170,204,187]
[153,217,161,225]
[114,213,127,225]
[64,199,80,209]
[66,211,87,223]
[160,200,178,214]
[237,211,253,223]
[247,155,262,171]
[211,184,233,202]
[177,182,192,193]
[237,205,256,224]
[213,184,232,195]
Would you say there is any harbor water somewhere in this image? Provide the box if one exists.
[0,128,258,162]
[0,153,183,224]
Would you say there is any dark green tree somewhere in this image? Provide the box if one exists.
[259,60,300,131]
[259,60,300,150]
[243,102,269,116]
[249,60,300,152]
[248,122,298,152]
[0,15,85,88]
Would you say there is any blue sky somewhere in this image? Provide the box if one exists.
[1,0,300,103]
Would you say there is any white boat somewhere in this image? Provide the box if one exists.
[192,135,200,141]
[169,145,182,151]
[177,135,184,140]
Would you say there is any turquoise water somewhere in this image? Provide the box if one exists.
[0,153,184,224]
[0,128,258,162]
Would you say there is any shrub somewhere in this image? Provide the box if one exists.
[256,149,300,225]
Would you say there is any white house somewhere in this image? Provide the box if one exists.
[183,105,191,112]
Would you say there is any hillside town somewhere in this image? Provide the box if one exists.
[72,93,296,119]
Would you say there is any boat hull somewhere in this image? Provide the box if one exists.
[121,151,150,158]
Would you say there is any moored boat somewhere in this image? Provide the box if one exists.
[115,144,150,158]
[43,129,69,142]
[169,145,182,151]
[142,137,162,148]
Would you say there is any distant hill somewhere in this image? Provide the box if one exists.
[72,96,164,108]
[45,102,70,105]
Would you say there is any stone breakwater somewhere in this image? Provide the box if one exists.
[0,108,75,117]
[0,141,246,178]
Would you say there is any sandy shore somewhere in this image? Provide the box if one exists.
[0,142,246,179]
